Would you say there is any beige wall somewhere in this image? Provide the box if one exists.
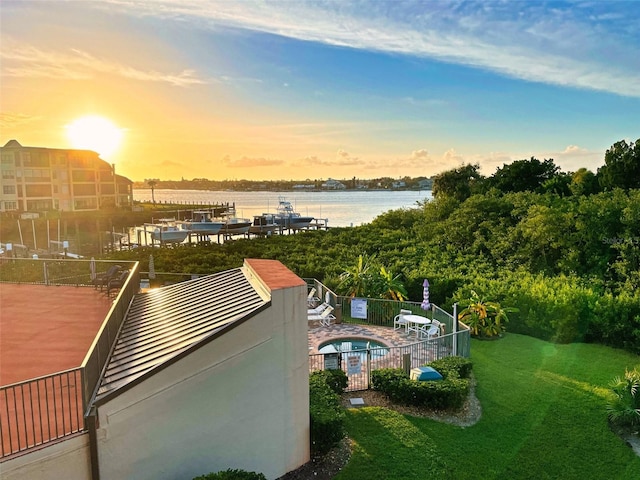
[95,271,309,479]
[0,434,91,480]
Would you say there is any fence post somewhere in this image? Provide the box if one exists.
[402,353,411,376]
[367,348,371,389]
[453,303,458,356]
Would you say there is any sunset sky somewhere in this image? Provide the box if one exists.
[1,1,639,182]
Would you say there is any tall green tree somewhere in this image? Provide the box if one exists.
[570,168,600,196]
[598,138,640,190]
[487,157,560,193]
[431,163,483,201]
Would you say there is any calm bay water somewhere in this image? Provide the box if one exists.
[133,189,432,227]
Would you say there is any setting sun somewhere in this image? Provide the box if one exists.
[66,116,123,159]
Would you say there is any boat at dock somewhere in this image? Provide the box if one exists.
[272,197,314,230]
[179,210,225,235]
[145,219,190,244]
[249,214,279,236]
[220,217,252,236]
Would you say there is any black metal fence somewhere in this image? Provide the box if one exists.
[0,369,84,457]
[310,330,470,392]
[0,258,139,460]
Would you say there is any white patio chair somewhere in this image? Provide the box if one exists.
[307,287,320,307]
[420,319,441,340]
[308,302,330,315]
[393,309,412,331]
[308,305,334,322]
[308,306,335,326]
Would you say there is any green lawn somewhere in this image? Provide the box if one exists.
[337,334,640,479]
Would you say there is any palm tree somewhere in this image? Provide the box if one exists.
[375,266,407,301]
[458,290,516,337]
[607,368,640,430]
[147,179,157,204]
[337,254,375,297]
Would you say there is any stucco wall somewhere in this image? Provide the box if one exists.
[96,267,309,480]
[0,434,91,480]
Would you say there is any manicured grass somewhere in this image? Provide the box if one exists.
[337,334,640,479]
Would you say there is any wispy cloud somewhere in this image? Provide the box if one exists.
[96,0,640,97]
[0,38,206,86]
[222,155,283,168]
[0,112,42,128]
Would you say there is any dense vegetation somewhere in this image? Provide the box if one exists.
[107,139,640,352]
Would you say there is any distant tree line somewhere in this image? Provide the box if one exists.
[135,176,433,191]
[432,138,640,201]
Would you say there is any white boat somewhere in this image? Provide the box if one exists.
[221,217,251,236]
[147,219,190,244]
[249,214,279,236]
[179,210,225,235]
[272,197,314,230]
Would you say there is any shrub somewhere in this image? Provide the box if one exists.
[312,368,348,395]
[370,364,471,411]
[193,469,267,480]
[457,290,516,338]
[309,372,346,455]
[607,368,640,431]
[370,368,406,393]
[429,356,473,379]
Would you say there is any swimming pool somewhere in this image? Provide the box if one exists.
[318,337,390,358]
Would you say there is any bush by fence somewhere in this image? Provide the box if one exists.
[193,469,267,480]
[371,356,472,410]
[309,371,346,455]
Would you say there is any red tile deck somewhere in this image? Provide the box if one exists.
[0,283,113,386]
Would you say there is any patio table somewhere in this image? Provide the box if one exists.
[404,314,431,337]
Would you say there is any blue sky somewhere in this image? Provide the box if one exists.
[1,0,639,181]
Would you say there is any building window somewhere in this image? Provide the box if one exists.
[74,198,97,210]
[2,169,15,179]
[22,152,49,167]
[26,199,53,211]
[3,201,18,211]
[25,184,51,197]
[72,170,95,182]
[73,184,97,196]
[3,185,16,195]
[22,169,51,182]
[101,183,115,194]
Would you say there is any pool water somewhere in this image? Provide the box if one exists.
[318,338,389,357]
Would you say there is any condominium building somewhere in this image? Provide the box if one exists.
[0,140,133,213]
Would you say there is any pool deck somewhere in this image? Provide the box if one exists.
[308,323,420,353]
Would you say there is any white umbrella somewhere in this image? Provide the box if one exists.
[90,257,96,281]
[148,254,156,279]
[421,279,431,311]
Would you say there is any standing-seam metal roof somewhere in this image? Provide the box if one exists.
[94,268,268,403]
